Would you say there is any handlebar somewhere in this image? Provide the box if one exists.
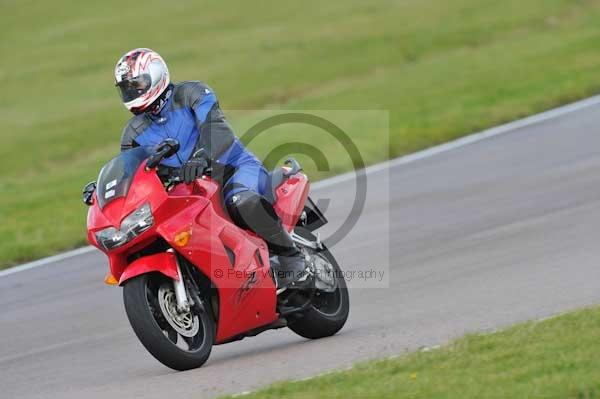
[159,166,213,186]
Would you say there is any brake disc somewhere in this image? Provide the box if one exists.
[157,284,200,337]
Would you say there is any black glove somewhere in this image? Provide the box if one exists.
[181,156,208,184]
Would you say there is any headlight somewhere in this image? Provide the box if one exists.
[95,203,154,250]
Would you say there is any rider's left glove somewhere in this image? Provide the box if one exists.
[181,152,208,184]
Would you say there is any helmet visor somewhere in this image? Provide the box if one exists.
[116,74,152,103]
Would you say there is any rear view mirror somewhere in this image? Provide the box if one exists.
[82,181,97,206]
[146,139,180,169]
[161,138,180,158]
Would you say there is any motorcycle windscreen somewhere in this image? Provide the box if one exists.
[96,146,153,209]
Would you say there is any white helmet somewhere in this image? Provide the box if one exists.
[114,48,170,114]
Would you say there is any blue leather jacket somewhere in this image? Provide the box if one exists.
[120,81,260,171]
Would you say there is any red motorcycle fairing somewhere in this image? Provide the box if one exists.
[156,178,279,342]
[273,172,310,232]
[86,162,203,280]
[87,161,310,343]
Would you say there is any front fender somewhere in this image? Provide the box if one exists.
[119,251,179,286]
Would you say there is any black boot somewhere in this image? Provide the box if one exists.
[264,230,310,289]
[226,191,309,288]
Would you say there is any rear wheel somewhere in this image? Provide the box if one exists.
[123,273,214,370]
[287,229,350,339]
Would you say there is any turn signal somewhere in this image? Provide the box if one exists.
[174,230,192,247]
[104,273,119,286]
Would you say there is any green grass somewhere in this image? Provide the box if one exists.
[2,0,600,267]
[219,306,600,399]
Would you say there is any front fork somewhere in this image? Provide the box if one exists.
[168,249,191,312]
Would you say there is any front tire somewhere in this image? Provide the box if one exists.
[287,229,350,339]
[123,273,214,371]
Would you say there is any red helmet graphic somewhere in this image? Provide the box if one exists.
[114,48,170,114]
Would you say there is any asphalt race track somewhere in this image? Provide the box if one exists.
[2,102,600,398]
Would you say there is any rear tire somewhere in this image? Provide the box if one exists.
[287,229,350,339]
[123,273,215,371]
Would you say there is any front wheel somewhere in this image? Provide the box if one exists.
[287,229,350,339]
[123,273,214,371]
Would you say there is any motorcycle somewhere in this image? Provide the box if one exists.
[83,139,349,370]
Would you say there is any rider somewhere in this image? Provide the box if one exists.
[114,48,306,288]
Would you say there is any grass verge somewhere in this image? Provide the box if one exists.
[220,306,600,399]
[2,0,600,267]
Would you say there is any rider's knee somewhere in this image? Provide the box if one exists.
[225,190,278,231]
